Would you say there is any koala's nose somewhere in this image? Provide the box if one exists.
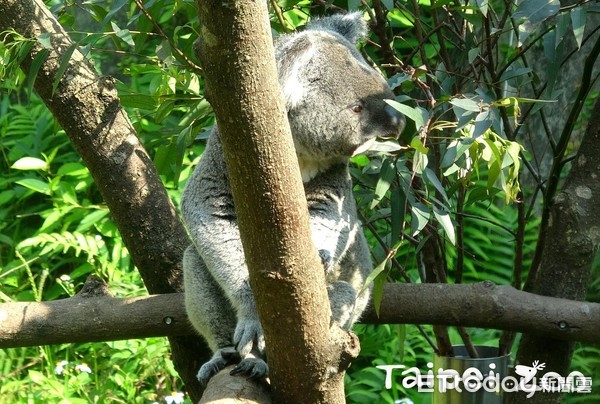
[384,104,406,136]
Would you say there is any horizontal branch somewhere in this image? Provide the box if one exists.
[1,282,598,348]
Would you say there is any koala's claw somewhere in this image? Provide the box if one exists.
[234,318,265,357]
[230,357,269,381]
[196,347,241,385]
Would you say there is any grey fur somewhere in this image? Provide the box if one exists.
[182,12,405,385]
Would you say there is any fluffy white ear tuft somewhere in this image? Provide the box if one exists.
[305,12,367,45]
[279,37,316,109]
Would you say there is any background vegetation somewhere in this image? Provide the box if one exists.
[0,0,598,402]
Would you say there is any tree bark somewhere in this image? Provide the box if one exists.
[2,283,599,348]
[195,1,356,402]
[0,0,207,400]
[507,98,600,403]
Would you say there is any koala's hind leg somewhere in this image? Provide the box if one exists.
[183,245,238,384]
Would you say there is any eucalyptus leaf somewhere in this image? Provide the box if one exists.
[111,22,135,47]
[433,207,455,245]
[514,0,560,24]
[450,97,481,112]
[385,100,427,130]
[411,202,430,236]
[571,8,586,49]
[371,158,396,209]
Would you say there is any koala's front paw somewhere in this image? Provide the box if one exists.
[230,356,269,381]
[234,318,265,357]
[319,249,335,273]
[196,347,240,385]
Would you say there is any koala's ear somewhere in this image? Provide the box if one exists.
[306,12,367,45]
[278,36,315,109]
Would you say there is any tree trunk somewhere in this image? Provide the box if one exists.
[194,1,357,402]
[0,0,208,400]
[507,98,600,403]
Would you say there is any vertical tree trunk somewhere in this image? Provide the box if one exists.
[0,0,208,399]
[195,1,357,402]
[507,99,600,403]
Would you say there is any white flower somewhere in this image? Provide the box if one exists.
[165,391,184,404]
[75,363,92,373]
[59,274,71,282]
[54,360,68,375]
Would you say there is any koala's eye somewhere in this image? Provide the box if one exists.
[351,103,363,114]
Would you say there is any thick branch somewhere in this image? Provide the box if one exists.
[2,283,598,348]
[0,1,207,399]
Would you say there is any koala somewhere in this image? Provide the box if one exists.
[181,12,405,385]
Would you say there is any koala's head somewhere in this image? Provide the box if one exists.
[275,12,405,164]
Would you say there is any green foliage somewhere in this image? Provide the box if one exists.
[1,0,598,401]
[0,339,185,403]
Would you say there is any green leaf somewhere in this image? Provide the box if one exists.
[396,324,406,362]
[423,168,449,204]
[473,109,494,138]
[155,99,176,122]
[434,207,455,245]
[382,0,394,11]
[476,0,489,16]
[111,22,135,47]
[57,162,88,177]
[361,258,388,296]
[411,202,430,236]
[410,136,429,153]
[347,0,362,10]
[514,0,560,24]
[373,270,387,317]
[11,157,47,171]
[390,186,406,243]
[571,8,586,49]
[15,179,50,195]
[100,0,128,27]
[468,48,479,64]
[385,100,427,130]
[371,158,396,209]
[52,43,77,96]
[77,210,109,232]
[25,48,49,96]
[156,39,172,62]
[36,33,52,49]
[413,150,428,175]
[119,94,158,110]
[450,97,481,112]
[499,67,532,83]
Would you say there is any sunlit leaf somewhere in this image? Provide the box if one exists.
[571,8,586,49]
[411,202,430,236]
[424,168,449,204]
[473,109,494,138]
[434,207,455,245]
[111,22,135,47]
[514,0,560,24]
[386,100,427,130]
[371,158,396,209]
[15,179,50,195]
[410,136,429,153]
[11,157,47,171]
[450,98,481,112]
